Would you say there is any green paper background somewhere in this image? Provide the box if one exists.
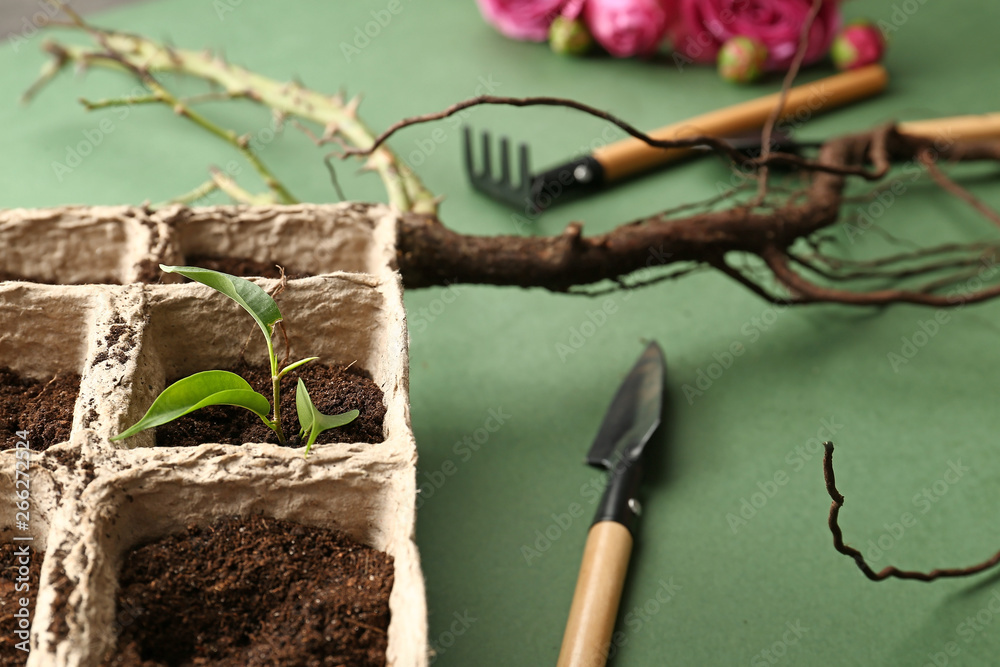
[3,1,1000,665]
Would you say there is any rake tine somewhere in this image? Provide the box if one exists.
[518,143,530,191]
[480,130,493,179]
[498,136,511,185]
[463,126,476,178]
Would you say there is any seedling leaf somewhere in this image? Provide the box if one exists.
[160,265,282,340]
[112,370,272,440]
[295,378,359,457]
[278,356,319,380]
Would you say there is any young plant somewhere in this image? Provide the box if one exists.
[111,265,358,457]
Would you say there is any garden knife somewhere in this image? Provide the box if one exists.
[557,341,666,667]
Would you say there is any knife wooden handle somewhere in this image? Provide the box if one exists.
[557,521,633,667]
[592,64,889,182]
[897,113,1000,143]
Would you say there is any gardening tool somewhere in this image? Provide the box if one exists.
[463,64,889,214]
[464,65,888,214]
[556,341,666,667]
[895,113,1000,143]
[702,113,1000,159]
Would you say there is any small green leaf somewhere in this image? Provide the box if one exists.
[295,378,314,436]
[112,370,272,440]
[295,378,359,457]
[278,356,319,380]
[160,265,282,341]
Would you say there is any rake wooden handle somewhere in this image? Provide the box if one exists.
[593,64,889,182]
[897,113,1000,142]
[556,521,633,667]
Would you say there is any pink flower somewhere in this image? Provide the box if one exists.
[671,0,841,71]
[476,0,568,41]
[583,0,678,58]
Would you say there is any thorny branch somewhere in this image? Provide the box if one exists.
[27,4,436,212]
[23,6,1000,584]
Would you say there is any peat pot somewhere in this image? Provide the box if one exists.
[0,203,426,666]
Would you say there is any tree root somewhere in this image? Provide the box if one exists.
[823,442,1000,582]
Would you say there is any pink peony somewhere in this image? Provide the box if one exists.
[671,0,841,71]
[583,0,678,58]
[476,0,569,41]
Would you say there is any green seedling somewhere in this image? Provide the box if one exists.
[295,378,360,456]
[112,265,358,456]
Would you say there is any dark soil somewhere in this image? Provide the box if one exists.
[182,256,312,280]
[155,363,385,448]
[103,515,393,667]
[0,542,41,664]
[0,368,80,451]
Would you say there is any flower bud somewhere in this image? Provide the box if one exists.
[549,15,594,56]
[831,20,887,71]
[717,36,768,84]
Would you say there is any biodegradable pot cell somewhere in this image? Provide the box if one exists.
[0,203,426,666]
[0,203,396,284]
[0,283,109,452]
[107,513,395,665]
[32,450,422,666]
[159,203,392,277]
[0,207,163,285]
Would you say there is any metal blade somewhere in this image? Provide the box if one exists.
[586,341,665,471]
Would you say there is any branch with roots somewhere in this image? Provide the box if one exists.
[28,8,1000,308]
[26,4,1000,582]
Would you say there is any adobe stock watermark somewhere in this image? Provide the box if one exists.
[843,165,923,244]
[52,93,288,185]
[726,417,845,534]
[918,585,1000,667]
[51,85,153,183]
[553,296,624,362]
[5,0,61,54]
[520,453,634,565]
[603,577,682,662]
[214,0,248,21]
[877,0,933,39]
[11,429,32,654]
[519,481,601,565]
[682,297,791,405]
[428,610,477,664]
[843,128,960,245]
[862,459,969,564]
[415,407,511,510]
[750,620,809,666]
[408,280,465,335]
[554,244,673,362]
[886,253,1000,372]
[339,0,415,63]
[400,75,501,172]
